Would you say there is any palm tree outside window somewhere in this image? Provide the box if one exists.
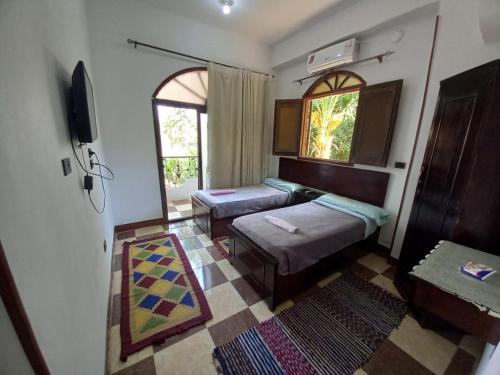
[299,71,366,164]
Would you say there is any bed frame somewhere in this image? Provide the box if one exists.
[228,158,390,310]
[192,196,288,240]
[192,196,234,240]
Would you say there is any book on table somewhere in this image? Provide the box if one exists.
[460,261,496,281]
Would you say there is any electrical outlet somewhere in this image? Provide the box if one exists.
[61,158,72,176]
[103,239,107,252]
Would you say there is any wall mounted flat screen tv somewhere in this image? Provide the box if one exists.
[71,61,98,143]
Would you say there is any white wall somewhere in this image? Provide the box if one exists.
[86,0,272,225]
[272,12,437,248]
[391,0,500,257]
[0,0,115,374]
[271,0,438,68]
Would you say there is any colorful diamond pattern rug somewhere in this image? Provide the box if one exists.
[120,234,212,360]
[213,236,230,259]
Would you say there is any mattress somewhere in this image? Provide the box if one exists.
[194,184,289,219]
[232,202,367,275]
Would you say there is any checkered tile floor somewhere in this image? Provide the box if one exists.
[167,199,192,220]
[109,220,486,375]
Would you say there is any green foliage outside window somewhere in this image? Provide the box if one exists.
[306,91,359,162]
[161,107,198,187]
[161,108,198,156]
[163,157,197,187]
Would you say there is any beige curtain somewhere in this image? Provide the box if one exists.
[207,62,271,188]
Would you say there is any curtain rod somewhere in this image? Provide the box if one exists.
[126,38,274,78]
[293,51,395,85]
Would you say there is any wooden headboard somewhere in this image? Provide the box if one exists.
[278,158,390,207]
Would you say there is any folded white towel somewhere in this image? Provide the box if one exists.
[264,215,299,233]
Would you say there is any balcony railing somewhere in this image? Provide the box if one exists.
[163,156,198,188]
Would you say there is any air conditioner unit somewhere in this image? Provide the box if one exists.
[307,38,358,74]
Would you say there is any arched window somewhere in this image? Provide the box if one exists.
[153,68,208,105]
[152,67,208,222]
[299,70,366,164]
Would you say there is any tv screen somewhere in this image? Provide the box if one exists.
[71,61,98,143]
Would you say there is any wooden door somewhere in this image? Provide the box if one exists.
[398,65,494,277]
[152,99,206,223]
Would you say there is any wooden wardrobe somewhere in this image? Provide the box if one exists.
[398,60,500,280]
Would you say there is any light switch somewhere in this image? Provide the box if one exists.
[62,158,72,176]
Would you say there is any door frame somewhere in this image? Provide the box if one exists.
[0,240,50,375]
[152,98,207,223]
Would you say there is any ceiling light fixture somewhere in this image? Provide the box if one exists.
[218,0,234,15]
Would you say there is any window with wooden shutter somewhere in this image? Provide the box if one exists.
[272,99,303,156]
[352,80,403,166]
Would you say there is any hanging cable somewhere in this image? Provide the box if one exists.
[73,142,113,180]
[68,93,114,214]
[91,152,115,180]
[69,133,113,181]
[80,146,88,171]
[68,120,112,178]
[88,158,106,214]
[87,151,112,214]
[69,126,89,173]
[95,163,114,179]
[68,127,114,213]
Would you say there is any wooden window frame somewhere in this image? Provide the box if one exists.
[299,70,366,166]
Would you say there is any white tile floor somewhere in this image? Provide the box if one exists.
[167,199,193,220]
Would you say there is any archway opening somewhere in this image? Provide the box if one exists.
[152,67,208,222]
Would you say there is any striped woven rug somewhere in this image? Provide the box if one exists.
[213,272,407,375]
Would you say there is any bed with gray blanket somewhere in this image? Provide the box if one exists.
[192,177,303,239]
[228,193,391,309]
[194,184,290,219]
[232,202,369,275]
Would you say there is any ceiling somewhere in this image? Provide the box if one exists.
[141,0,347,44]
